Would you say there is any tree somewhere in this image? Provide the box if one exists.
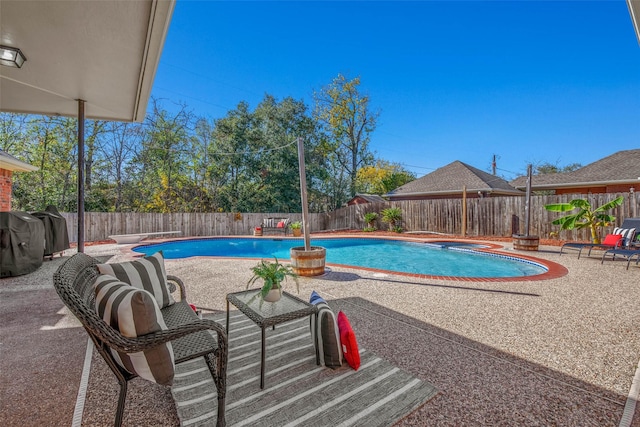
[132,99,194,212]
[534,161,582,175]
[356,160,415,194]
[544,196,624,243]
[10,116,78,211]
[314,74,378,200]
[94,121,143,211]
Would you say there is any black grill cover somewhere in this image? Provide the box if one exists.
[31,205,70,256]
[0,211,45,277]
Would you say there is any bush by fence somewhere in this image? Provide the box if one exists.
[61,192,638,243]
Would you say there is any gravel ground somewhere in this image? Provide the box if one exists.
[1,237,639,426]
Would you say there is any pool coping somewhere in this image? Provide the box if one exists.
[125,234,568,282]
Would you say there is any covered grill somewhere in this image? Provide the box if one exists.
[0,211,45,277]
[31,205,70,257]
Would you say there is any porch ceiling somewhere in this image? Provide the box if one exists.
[629,0,640,45]
[0,0,175,122]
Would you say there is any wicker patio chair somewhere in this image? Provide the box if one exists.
[53,253,227,427]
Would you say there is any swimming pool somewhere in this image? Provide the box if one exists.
[133,237,548,279]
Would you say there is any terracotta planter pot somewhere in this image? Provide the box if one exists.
[290,246,326,276]
[292,228,302,237]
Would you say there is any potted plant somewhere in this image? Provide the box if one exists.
[381,207,403,233]
[247,257,298,303]
[544,196,623,243]
[363,212,378,232]
[290,221,302,237]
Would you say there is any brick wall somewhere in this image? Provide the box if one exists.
[0,168,12,211]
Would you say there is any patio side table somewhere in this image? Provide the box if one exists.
[226,290,319,389]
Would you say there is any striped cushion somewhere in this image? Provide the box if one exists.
[93,274,175,385]
[309,291,343,369]
[97,251,175,308]
[613,227,637,247]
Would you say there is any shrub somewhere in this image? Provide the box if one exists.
[381,207,402,231]
[363,212,378,230]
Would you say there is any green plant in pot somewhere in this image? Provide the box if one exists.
[290,221,302,237]
[363,212,378,232]
[544,196,623,244]
[247,257,299,304]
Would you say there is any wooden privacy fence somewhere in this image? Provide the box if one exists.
[60,212,321,243]
[61,192,638,243]
[323,192,639,241]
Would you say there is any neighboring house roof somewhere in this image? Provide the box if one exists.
[510,149,640,190]
[347,194,386,204]
[386,161,523,199]
[0,150,38,172]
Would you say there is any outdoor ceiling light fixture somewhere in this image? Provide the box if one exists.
[0,45,26,68]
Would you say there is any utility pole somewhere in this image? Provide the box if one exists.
[492,154,497,175]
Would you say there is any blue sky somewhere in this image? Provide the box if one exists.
[151,0,640,180]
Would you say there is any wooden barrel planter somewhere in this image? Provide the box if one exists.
[512,234,540,251]
[290,246,326,276]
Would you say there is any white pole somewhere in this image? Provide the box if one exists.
[297,137,311,251]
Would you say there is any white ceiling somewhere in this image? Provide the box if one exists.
[0,0,175,122]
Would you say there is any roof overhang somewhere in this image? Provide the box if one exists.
[386,188,524,199]
[0,0,175,122]
[0,151,38,172]
[513,178,640,191]
[628,0,640,45]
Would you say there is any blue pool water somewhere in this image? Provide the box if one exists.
[133,238,547,278]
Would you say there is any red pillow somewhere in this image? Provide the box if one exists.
[602,234,623,246]
[337,311,360,370]
[277,221,285,228]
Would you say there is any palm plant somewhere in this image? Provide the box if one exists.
[544,196,623,243]
[381,207,403,232]
[363,212,378,231]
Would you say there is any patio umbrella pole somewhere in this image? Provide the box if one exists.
[525,163,532,237]
[77,99,85,253]
[296,137,311,251]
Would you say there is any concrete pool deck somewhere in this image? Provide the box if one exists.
[1,236,639,426]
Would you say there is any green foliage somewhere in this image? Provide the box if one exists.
[1,86,382,214]
[246,258,299,302]
[314,74,378,200]
[363,226,377,232]
[356,160,415,195]
[363,212,378,223]
[290,221,302,229]
[534,161,582,175]
[363,212,378,230]
[381,207,402,231]
[544,196,623,243]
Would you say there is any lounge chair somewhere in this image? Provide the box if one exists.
[560,233,624,258]
[560,220,639,258]
[601,248,640,270]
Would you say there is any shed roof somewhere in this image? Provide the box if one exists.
[386,161,522,198]
[349,194,387,204]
